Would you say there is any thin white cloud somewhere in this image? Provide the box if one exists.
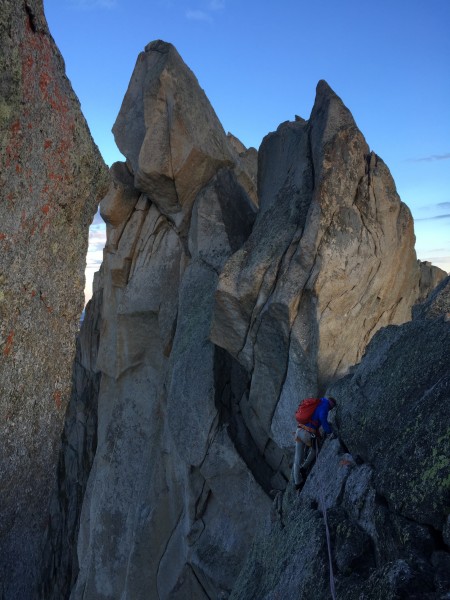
[68,0,118,10]
[86,260,103,271]
[86,245,104,266]
[209,0,225,9]
[408,153,450,163]
[422,256,450,261]
[415,213,450,221]
[85,215,106,303]
[89,225,106,236]
[418,201,450,212]
[88,243,106,254]
[87,220,106,265]
[88,227,106,252]
[186,8,212,21]
[89,228,106,237]
[185,1,225,22]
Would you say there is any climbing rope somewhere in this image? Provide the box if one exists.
[314,436,337,600]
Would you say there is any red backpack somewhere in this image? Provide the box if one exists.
[295,398,321,425]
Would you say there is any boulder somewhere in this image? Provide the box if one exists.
[100,161,140,230]
[332,276,450,530]
[112,40,234,217]
[418,259,447,300]
[0,1,108,597]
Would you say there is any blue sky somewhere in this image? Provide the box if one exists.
[43,0,450,301]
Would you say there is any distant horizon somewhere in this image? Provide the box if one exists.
[42,0,450,303]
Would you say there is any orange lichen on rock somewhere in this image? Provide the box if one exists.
[3,330,15,357]
[53,391,62,410]
[39,72,51,94]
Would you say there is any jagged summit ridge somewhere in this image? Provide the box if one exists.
[211,75,437,451]
[145,39,173,53]
[112,40,235,217]
[35,38,448,600]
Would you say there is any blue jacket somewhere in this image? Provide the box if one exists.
[307,398,333,434]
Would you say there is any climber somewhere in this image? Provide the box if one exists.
[293,397,336,491]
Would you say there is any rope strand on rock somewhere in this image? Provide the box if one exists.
[315,437,337,600]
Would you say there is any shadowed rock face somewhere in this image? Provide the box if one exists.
[39,41,446,600]
[0,1,109,598]
[231,277,450,600]
[40,279,103,600]
[333,275,450,531]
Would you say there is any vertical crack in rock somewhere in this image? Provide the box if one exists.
[24,2,37,33]
[213,345,275,494]
[156,508,184,599]
[164,93,182,211]
[40,284,103,600]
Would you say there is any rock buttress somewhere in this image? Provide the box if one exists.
[43,43,446,600]
[230,278,450,599]
[61,41,263,600]
[0,1,109,598]
[210,80,446,456]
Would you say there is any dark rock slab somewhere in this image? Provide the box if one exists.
[230,280,449,598]
[332,276,450,529]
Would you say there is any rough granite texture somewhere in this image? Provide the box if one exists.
[42,41,263,600]
[39,40,447,600]
[231,278,450,600]
[211,82,446,457]
[333,275,450,531]
[0,1,109,598]
[39,276,103,600]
